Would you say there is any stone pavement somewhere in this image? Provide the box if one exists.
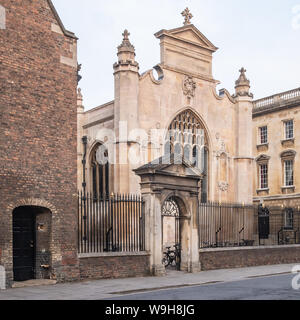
[0,263,297,300]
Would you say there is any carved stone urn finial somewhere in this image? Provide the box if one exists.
[239,67,247,74]
[118,29,135,52]
[114,29,139,71]
[233,67,253,98]
[236,67,249,87]
[181,7,193,25]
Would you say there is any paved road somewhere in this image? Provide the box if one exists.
[0,264,299,300]
[108,274,300,300]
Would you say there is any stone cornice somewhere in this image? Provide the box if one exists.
[253,87,300,118]
[84,101,114,114]
[82,115,114,129]
[233,156,255,160]
[113,60,139,69]
[253,99,300,118]
[232,92,254,99]
[154,24,218,52]
[253,193,300,201]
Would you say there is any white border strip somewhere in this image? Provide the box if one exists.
[0,5,6,30]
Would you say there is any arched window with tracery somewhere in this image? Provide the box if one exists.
[165,110,209,202]
[90,143,110,198]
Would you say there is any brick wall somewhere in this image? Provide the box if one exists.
[35,209,52,280]
[199,245,300,271]
[0,0,79,286]
[79,254,151,280]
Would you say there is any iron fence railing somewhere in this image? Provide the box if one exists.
[78,191,145,254]
[198,202,255,249]
[198,202,300,249]
[254,206,300,246]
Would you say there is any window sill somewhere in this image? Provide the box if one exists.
[256,143,269,150]
[281,138,295,146]
[281,186,295,194]
[256,188,269,195]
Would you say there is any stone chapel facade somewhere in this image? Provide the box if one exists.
[77,11,254,206]
[78,10,300,210]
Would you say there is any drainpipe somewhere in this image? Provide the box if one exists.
[82,136,87,194]
[82,136,88,242]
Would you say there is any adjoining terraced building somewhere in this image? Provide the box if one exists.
[0,0,79,287]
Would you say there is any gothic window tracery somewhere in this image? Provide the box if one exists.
[90,143,110,198]
[166,110,208,166]
[165,110,209,202]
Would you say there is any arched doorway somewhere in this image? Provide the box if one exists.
[161,196,190,271]
[135,152,202,276]
[13,206,52,282]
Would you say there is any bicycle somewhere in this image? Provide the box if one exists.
[162,244,181,267]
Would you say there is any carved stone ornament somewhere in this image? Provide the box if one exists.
[216,140,229,157]
[118,29,135,52]
[183,76,196,99]
[218,181,229,192]
[181,7,193,26]
[77,63,82,83]
[96,144,108,165]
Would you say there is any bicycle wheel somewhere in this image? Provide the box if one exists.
[162,255,170,267]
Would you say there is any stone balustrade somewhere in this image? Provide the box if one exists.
[253,88,300,112]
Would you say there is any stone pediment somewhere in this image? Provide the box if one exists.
[154,24,218,78]
[155,24,218,53]
[134,154,203,178]
[280,150,296,159]
[255,154,270,163]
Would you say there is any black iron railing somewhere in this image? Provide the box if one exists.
[78,192,145,254]
[255,206,300,246]
[199,202,300,248]
[198,202,255,249]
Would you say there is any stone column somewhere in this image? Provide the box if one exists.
[113,30,140,194]
[188,194,201,272]
[77,88,85,191]
[233,68,254,204]
[143,192,165,276]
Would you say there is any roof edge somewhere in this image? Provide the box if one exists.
[47,0,78,40]
[154,24,218,52]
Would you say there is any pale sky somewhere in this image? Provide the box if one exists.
[52,0,300,110]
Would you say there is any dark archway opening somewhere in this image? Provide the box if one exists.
[13,206,52,282]
[162,196,189,271]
